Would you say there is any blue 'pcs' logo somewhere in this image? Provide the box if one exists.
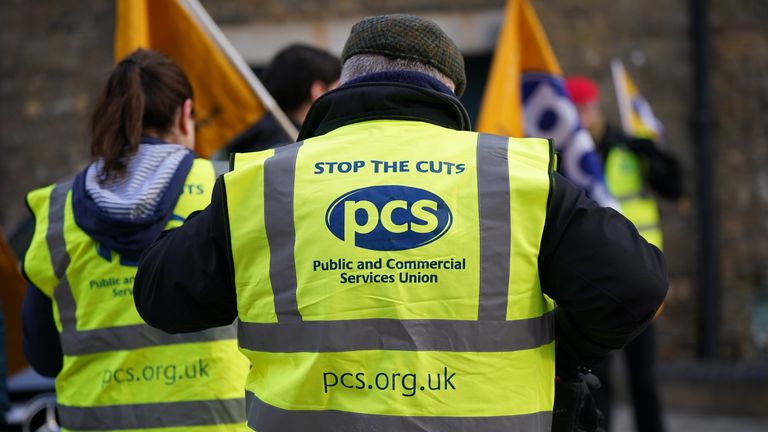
[325,185,452,251]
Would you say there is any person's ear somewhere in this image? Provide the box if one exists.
[179,98,194,135]
[176,98,195,150]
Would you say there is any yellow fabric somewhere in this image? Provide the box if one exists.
[227,120,554,419]
[115,0,265,158]
[242,347,555,417]
[477,0,562,136]
[231,149,275,171]
[23,185,58,298]
[227,149,277,323]
[56,341,245,406]
[24,159,247,431]
[605,147,663,250]
[612,59,662,140]
[24,185,65,331]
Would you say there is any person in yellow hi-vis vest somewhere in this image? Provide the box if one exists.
[21,49,248,432]
[566,76,683,432]
[135,16,667,432]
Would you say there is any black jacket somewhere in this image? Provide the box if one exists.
[134,74,668,374]
[598,125,683,199]
[223,113,296,157]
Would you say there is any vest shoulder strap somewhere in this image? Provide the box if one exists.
[23,182,72,297]
[230,148,276,171]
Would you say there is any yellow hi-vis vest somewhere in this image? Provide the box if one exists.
[604,146,663,250]
[23,159,248,432]
[226,120,556,431]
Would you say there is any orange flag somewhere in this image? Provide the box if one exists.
[115,0,273,158]
[0,231,28,374]
[477,0,618,209]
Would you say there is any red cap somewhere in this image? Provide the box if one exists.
[564,76,600,106]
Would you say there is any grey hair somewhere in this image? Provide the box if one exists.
[340,54,455,91]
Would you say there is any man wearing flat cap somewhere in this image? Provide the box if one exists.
[135,15,666,432]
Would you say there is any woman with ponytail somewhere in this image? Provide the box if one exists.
[21,49,247,431]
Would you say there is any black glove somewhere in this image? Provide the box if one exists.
[551,369,605,432]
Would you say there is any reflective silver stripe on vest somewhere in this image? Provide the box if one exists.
[47,182,77,333]
[476,133,511,320]
[45,182,236,355]
[245,391,551,432]
[263,143,303,321]
[212,160,230,177]
[60,323,237,356]
[46,182,73,279]
[239,310,553,353]
[58,397,245,430]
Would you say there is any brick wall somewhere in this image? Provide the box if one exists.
[0,0,114,231]
[708,0,768,359]
[201,0,504,23]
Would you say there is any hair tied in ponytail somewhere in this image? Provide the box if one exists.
[90,49,193,182]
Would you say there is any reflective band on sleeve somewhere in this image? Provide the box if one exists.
[263,143,303,321]
[239,311,553,353]
[61,322,237,356]
[476,134,511,320]
[212,160,230,177]
[245,391,551,432]
[58,397,245,430]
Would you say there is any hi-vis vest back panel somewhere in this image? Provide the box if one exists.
[226,120,556,432]
[23,159,247,432]
[604,146,663,250]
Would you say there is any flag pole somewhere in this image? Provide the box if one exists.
[180,0,300,141]
[610,58,632,135]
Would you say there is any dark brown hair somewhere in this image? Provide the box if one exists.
[90,49,193,182]
[261,44,340,112]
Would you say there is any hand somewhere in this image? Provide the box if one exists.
[552,369,606,432]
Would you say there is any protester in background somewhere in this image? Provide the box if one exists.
[566,75,683,432]
[21,49,247,431]
[223,44,340,155]
[135,15,667,432]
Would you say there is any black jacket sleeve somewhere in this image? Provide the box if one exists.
[134,176,237,333]
[601,125,684,200]
[540,173,668,375]
[21,284,63,377]
[625,137,684,199]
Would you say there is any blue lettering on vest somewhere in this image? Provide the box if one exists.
[95,243,138,267]
[325,185,452,251]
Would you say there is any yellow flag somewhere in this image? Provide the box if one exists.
[115,0,265,158]
[611,58,664,140]
[477,0,561,136]
[477,0,619,209]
